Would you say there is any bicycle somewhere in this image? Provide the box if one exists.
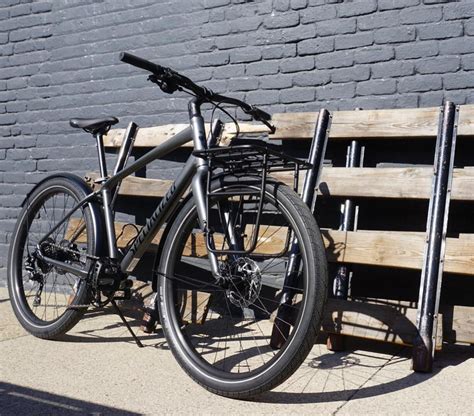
[7,52,328,399]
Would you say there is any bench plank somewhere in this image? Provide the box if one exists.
[450,305,474,344]
[271,107,440,140]
[314,167,472,200]
[66,218,474,275]
[87,167,474,201]
[104,123,269,148]
[103,105,474,147]
[457,104,474,136]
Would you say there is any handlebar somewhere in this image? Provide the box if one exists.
[119,52,273,129]
[120,52,166,74]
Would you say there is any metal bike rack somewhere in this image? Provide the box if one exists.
[270,108,332,348]
[300,108,332,213]
[412,101,458,372]
[327,138,364,351]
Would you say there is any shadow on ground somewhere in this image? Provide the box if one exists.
[3,293,472,406]
[56,305,166,347]
[0,382,139,416]
[259,340,474,404]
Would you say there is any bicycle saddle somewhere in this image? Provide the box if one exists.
[69,116,119,134]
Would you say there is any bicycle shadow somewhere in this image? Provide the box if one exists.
[56,304,165,346]
[258,340,474,404]
[49,304,473,404]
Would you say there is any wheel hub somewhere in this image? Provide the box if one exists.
[225,257,262,309]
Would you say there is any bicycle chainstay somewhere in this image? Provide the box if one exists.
[37,242,128,310]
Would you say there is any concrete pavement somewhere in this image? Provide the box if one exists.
[1,287,473,416]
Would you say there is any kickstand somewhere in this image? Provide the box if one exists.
[110,299,144,348]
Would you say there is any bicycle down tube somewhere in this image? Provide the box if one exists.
[119,99,215,274]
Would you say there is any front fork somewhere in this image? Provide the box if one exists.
[189,100,225,280]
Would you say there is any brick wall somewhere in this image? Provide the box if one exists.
[1,0,474,280]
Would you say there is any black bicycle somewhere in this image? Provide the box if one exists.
[7,52,328,399]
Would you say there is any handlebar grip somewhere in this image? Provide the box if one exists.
[120,52,164,74]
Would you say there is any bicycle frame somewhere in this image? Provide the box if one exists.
[38,98,221,279]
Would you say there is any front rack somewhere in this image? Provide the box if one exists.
[193,144,306,256]
[193,144,312,174]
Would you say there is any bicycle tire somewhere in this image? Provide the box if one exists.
[158,176,328,399]
[8,176,97,339]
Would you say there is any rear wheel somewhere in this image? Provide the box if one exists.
[158,177,328,398]
[8,177,96,339]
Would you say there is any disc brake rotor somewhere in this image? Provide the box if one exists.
[226,257,262,309]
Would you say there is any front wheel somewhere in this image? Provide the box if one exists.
[158,177,328,399]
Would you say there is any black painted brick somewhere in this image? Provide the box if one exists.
[337,0,377,17]
[418,21,463,40]
[1,0,474,283]
[374,26,416,44]
[416,56,460,74]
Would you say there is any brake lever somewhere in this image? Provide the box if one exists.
[148,74,178,94]
[243,105,275,134]
[261,119,276,134]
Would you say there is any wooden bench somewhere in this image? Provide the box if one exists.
[85,105,474,361]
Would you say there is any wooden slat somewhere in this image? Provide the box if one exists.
[457,104,474,136]
[322,229,425,271]
[444,238,474,276]
[450,305,474,344]
[276,167,474,201]
[67,215,474,275]
[85,172,174,198]
[66,219,164,248]
[90,167,474,201]
[317,167,432,199]
[104,123,269,148]
[323,229,474,275]
[270,107,440,140]
[323,298,443,349]
[103,104,474,147]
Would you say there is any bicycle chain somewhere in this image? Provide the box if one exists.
[37,242,100,310]
[44,241,100,262]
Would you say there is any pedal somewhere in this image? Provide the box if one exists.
[140,310,158,333]
[119,279,133,290]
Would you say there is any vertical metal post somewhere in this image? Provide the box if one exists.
[302,109,332,212]
[113,122,139,176]
[270,108,332,349]
[412,101,458,372]
[111,122,139,208]
[334,140,361,298]
[327,139,362,351]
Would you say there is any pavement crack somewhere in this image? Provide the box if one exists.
[331,347,406,415]
[0,334,31,343]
